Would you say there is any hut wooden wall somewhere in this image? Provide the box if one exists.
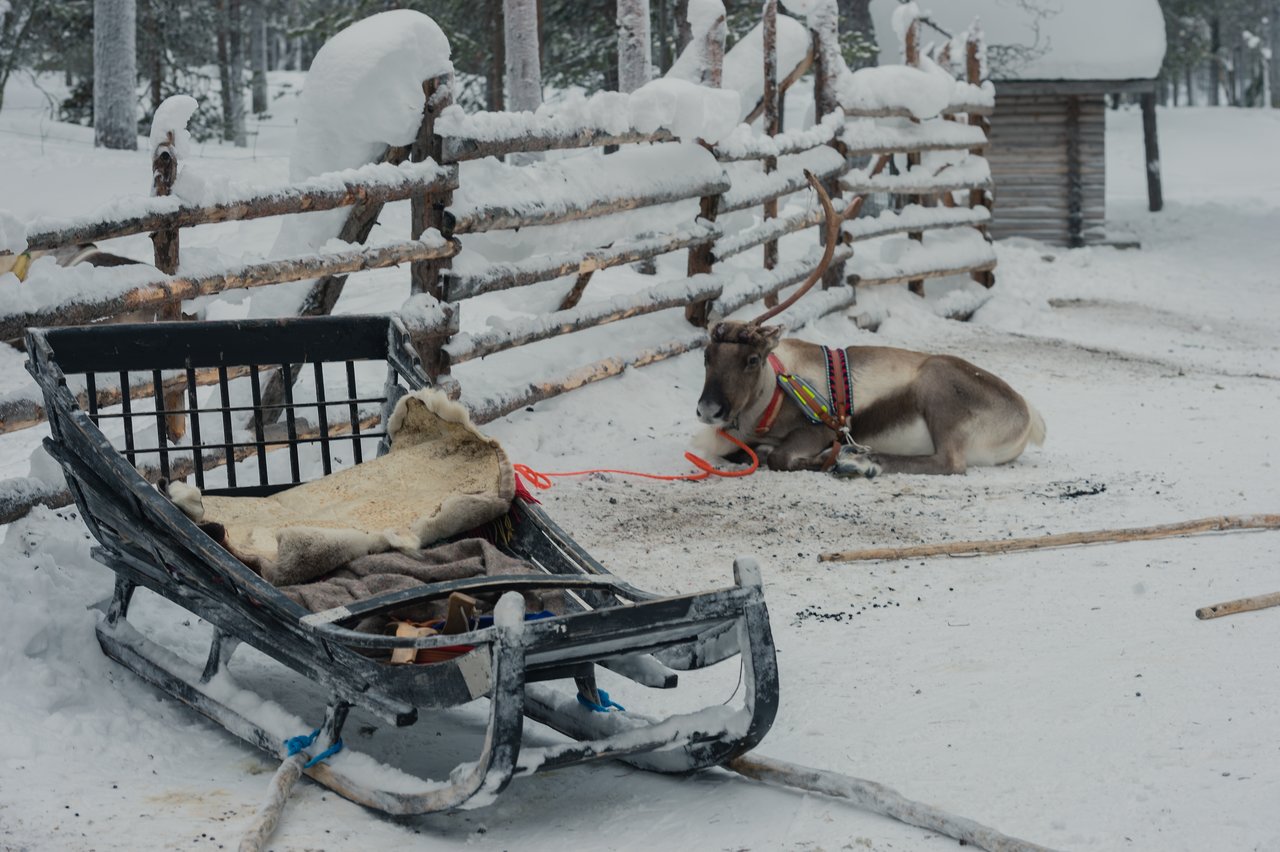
[987,92,1106,246]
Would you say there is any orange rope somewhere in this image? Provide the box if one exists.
[514,430,758,490]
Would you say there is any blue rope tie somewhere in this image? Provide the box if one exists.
[284,728,319,756]
[284,726,344,767]
[577,688,625,713]
[304,738,344,768]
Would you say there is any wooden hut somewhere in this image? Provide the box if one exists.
[871,0,1167,247]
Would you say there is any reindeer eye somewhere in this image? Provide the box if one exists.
[745,354,761,369]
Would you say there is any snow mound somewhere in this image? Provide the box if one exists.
[0,210,27,254]
[438,77,740,145]
[629,78,740,143]
[257,10,452,318]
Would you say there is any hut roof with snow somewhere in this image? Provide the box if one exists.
[870,0,1167,247]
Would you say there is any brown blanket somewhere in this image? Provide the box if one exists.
[277,538,564,632]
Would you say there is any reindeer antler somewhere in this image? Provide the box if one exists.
[751,171,864,326]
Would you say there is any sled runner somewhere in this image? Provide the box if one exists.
[27,315,778,814]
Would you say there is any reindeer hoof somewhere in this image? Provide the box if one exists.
[833,449,881,479]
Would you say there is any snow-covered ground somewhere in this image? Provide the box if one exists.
[2,71,1279,851]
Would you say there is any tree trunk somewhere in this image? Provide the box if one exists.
[1210,16,1221,105]
[228,0,247,145]
[1270,8,1280,107]
[94,0,138,150]
[1185,63,1194,106]
[250,0,269,114]
[145,0,163,111]
[488,0,505,110]
[216,0,233,135]
[617,0,653,93]
[504,0,543,112]
[676,0,691,53]
[838,0,876,70]
[656,0,671,73]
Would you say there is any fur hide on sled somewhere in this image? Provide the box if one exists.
[168,389,515,586]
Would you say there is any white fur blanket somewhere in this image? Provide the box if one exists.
[172,389,515,586]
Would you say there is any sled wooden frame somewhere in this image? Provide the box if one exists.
[27,315,780,815]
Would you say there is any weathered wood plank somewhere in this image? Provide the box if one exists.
[446,277,722,364]
[1,239,459,342]
[16,163,459,254]
[442,222,721,301]
[441,127,676,163]
[451,175,731,234]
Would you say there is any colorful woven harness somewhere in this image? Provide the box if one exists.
[754,347,853,436]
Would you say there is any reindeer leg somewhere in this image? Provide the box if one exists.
[767,428,833,472]
[837,412,969,478]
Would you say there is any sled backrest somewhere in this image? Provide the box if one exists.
[27,315,429,498]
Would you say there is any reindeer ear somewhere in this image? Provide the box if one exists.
[758,324,784,350]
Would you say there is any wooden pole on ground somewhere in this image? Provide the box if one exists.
[1196,591,1280,620]
[727,753,1060,852]
[818,514,1280,563]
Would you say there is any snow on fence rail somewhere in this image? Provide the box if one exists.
[0,3,998,523]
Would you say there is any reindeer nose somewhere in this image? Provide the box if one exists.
[696,400,725,424]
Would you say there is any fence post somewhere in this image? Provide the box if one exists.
[809,0,848,290]
[966,28,996,287]
[150,131,187,439]
[684,2,726,328]
[410,74,457,381]
[903,15,926,297]
[761,0,780,307]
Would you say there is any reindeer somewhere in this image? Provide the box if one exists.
[696,174,1045,477]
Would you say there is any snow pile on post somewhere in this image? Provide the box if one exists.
[149,95,199,163]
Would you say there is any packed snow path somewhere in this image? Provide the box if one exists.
[1,89,1279,851]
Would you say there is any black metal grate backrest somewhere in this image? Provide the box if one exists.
[38,316,428,497]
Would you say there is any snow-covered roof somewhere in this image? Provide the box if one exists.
[870,0,1166,82]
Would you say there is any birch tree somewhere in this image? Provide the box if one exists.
[617,0,652,92]
[250,0,269,114]
[93,0,138,149]
[504,0,543,111]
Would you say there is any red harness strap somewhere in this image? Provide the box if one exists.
[753,353,788,435]
[824,346,853,426]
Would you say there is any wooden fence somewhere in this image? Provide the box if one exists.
[0,6,995,523]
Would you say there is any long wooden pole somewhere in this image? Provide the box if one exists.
[819,514,1280,563]
[1195,591,1280,620]
[727,754,1059,852]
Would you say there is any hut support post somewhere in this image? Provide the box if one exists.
[1140,89,1163,213]
[1065,95,1084,248]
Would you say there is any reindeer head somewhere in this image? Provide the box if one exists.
[696,321,784,426]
